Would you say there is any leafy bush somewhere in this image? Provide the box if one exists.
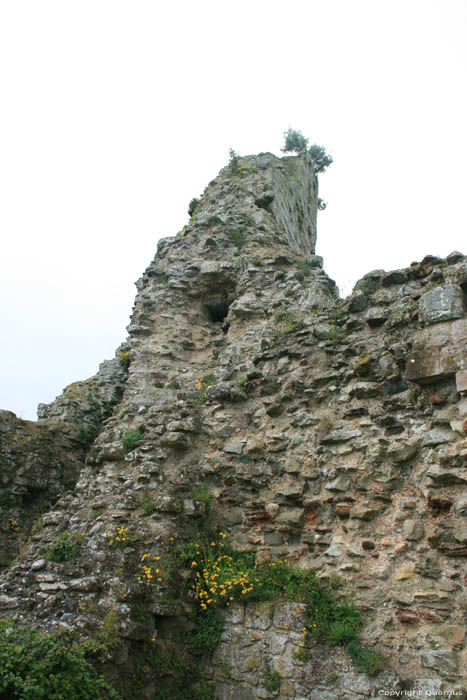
[228,148,240,173]
[167,378,180,390]
[47,532,78,563]
[122,428,143,451]
[117,351,130,370]
[0,619,118,699]
[281,128,308,154]
[188,198,200,217]
[318,197,327,210]
[262,664,281,693]
[78,424,99,447]
[190,607,224,652]
[152,644,217,700]
[0,489,12,508]
[280,131,333,174]
[194,374,217,403]
[308,143,333,174]
[142,491,156,516]
[180,534,384,675]
[274,311,306,335]
[226,226,247,251]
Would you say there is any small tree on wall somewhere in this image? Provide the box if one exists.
[281,128,333,174]
[281,128,309,154]
[308,143,333,174]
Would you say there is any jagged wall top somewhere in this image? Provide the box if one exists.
[183,152,318,258]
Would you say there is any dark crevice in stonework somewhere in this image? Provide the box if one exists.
[203,296,231,323]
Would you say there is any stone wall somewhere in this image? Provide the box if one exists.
[0,152,466,698]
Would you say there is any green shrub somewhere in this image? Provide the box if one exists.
[322,325,342,341]
[281,128,308,154]
[354,277,379,296]
[167,378,180,390]
[308,143,333,174]
[47,531,78,563]
[228,148,240,174]
[181,534,384,677]
[193,486,214,507]
[194,374,217,403]
[0,489,12,508]
[122,428,143,451]
[117,351,130,370]
[318,198,327,210]
[188,198,200,217]
[152,644,217,700]
[262,663,281,693]
[142,491,156,516]
[346,640,386,677]
[78,424,99,447]
[283,317,305,334]
[31,518,43,535]
[190,607,224,652]
[226,227,247,251]
[0,618,118,699]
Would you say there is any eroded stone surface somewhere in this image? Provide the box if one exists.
[1,152,466,698]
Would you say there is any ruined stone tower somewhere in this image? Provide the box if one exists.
[1,152,466,699]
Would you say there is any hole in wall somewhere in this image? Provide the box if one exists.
[460,281,467,310]
[203,295,231,324]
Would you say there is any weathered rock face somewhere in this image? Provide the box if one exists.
[0,410,83,568]
[1,153,466,699]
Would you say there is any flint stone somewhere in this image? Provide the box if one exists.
[244,436,265,454]
[244,604,271,630]
[348,290,368,313]
[439,624,465,646]
[421,649,457,673]
[31,559,46,571]
[321,428,362,443]
[223,441,245,454]
[275,508,304,525]
[42,511,65,526]
[403,519,425,541]
[325,475,351,492]
[456,370,467,393]
[454,494,467,515]
[446,250,465,264]
[419,285,464,325]
[393,565,415,581]
[284,457,300,473]
[389,443,418,462]
[273,602,307,631]
[426,465,467,486]
[349,504,380,520]
[454,527,467,543]
[406,318,467,382]
[415,554,441,578]
[224,603,244,624]
[324,545,341,557]
[422,428,458,446]
[0,594,18,608]
[39,582,68,591]
[69,577,99,592]
[232,685,255,700]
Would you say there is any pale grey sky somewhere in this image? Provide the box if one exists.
[1,0,466,420]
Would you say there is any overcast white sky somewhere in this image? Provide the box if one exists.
[1,0,466,420]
